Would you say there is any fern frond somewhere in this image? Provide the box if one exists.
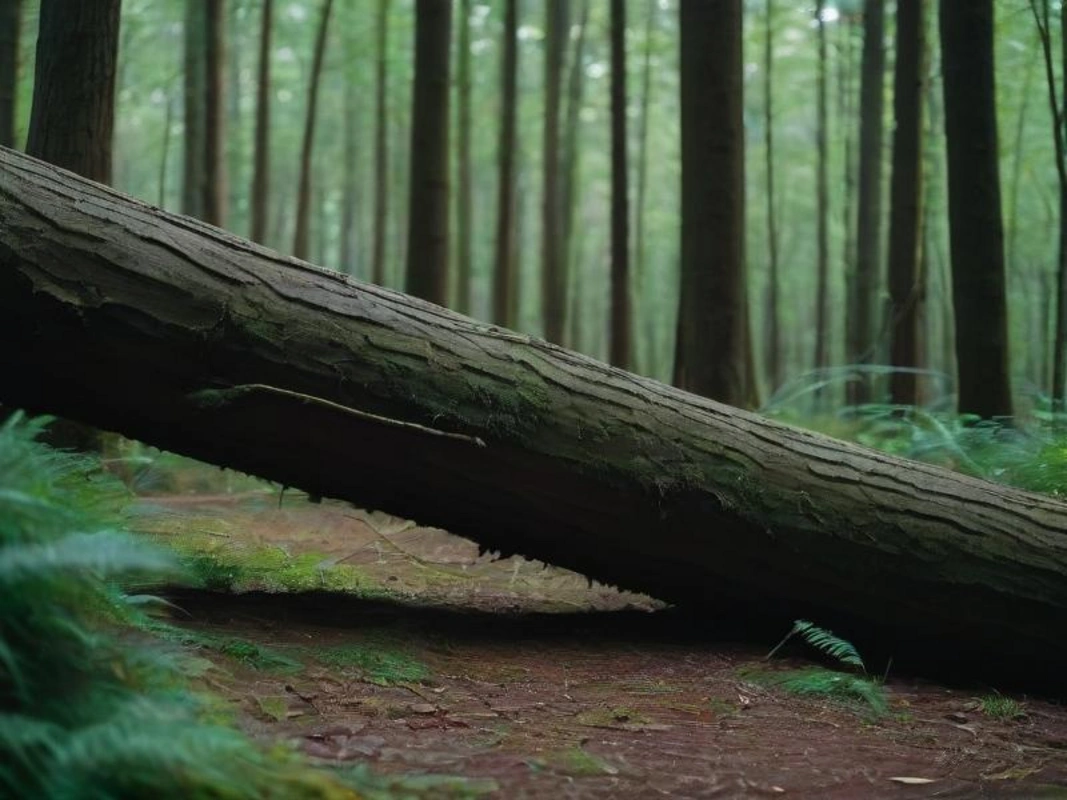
[768,668,888,716]
[791,620,866,671]
[0,531,178,586]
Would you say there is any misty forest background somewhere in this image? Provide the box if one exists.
[1,0,1061,421]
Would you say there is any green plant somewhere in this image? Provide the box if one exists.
[764,619,888,716]
[0,413,364,798]
[979,693,1026,720]
[310,643,429,685]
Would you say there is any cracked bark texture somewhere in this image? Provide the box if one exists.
[0,147,1065,689]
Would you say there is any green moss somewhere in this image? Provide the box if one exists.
[550,747,617,777]
[307,643,430,685]
[255,695,289,722]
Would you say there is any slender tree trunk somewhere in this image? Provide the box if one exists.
[182,0,206,219]
[845,0,885,404]
[0,0,20,148]
[560,0,590,349]
[492,0,519,328]
[339,57,360,276]
[674,0,747,404]
[634,0,656,376]
[455,0,473,313]
[293,0,334,261]
[27,0,120,185]
[159,90,175,207]
[609,0,631,370]
[939,0,1012,418]
[404,0,452,305]
[839,15,857,382]
[812,0,831,384]
[371,0,390,285]
[763,0,782,392]
[887,0,926,406]
[203,0,227,227]
[541,0,568,344]
[250,0,273,244]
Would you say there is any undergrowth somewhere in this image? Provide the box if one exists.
[0,413,373,799]
[761,620,888,716]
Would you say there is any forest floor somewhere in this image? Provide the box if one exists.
[134,484,1067,799]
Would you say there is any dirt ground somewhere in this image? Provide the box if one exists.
[139,491,1067,799]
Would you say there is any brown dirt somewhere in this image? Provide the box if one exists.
[142,492,1067,799]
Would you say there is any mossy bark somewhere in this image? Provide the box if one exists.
[1,147,1066,688]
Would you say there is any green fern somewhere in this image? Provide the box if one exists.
[767,620,866,672]
[765,668,888,716]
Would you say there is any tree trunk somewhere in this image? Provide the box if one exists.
[763,0,782,393]
[887,0,925,406]
[203,0,227,228]
[182,0,206,220]
[293,0,334,262]
[404,0,451,306]
[846,0,885,405]
[541,0,567,345]
[609,0,631,371]
[674,0,747,405]
[812,0,831,391]
[250,0,273,245]
[27,0,120,185]
[455,0,473,314]
[2,145,1066,689]
[0,0,20,148]
[492,0,519,328]
[371,0,389,285]
[339,44,360,277]
[939,0,1013,419]
[634,0,656,377]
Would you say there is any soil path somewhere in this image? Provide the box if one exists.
[138,490,1067,798]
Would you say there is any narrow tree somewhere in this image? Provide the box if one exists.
[493,0,519,327]
[404,0,452,305]
[203,0,226,227]
[182,0,206,219]
[293,0,334,261]
[339,39,361,276]
[250,0,273,244]
[673,0,747,404]
[0,0,21,147]
[609,0,631,369]
[939,0,1012,418]
[887,0,926,406]
[634,0,656,375]
[371,0,390,285]
[27,0,120,184]
[455,0,473,312]
[763,0,782,391]
[846,0,886,403]
[1032,0,1067,407]
[812,0,830,382]
[541,0,568,343]
[561,0,591,348]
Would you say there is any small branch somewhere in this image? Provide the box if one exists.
[188,383,487,448]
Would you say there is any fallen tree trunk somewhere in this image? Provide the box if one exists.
[1,146,1066,687]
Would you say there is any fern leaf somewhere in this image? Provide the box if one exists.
[792,620,866,671]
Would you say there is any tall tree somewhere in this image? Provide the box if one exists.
[0,0,20,148]
[609,0,632,369]
[541,0,568,344]
[293,0,334,261]
[763,0,781,391]
[846,0,886,403]
[339,33,361,276]
[812,0,830,384]
[404,0,452,305]
[561,0,590,349]
[673,0,747,404]
[203,0,226,227]
[887,0,926,406]
[249,0,273,244]
[939,0,1012,418]
[492,0,519,327]
[1032,0,1067,407]
[27,0,120,184]
[371,0,390,285]
[182,0,206,219]
[634,0,656,375]
[455,0,473,313]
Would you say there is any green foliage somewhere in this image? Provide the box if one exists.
[0,413,366,799]
[979,693,1027,720]
[764,619,887,717]
[310,644,429,686]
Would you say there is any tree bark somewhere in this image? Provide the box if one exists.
[492,0,519,328]
[455,0,473,314]
[371,0,389,286]
[0,0,20,148]
[762,0,782,394]
[404,0,451,306]
[609,0,631,371]
[812,0,831,391]
[541,0,567,345]
[182,0,206,220]
[250,0,273,245]
[939,0,1012,419]
[203,0,227,228]
[3,147,1067,688]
